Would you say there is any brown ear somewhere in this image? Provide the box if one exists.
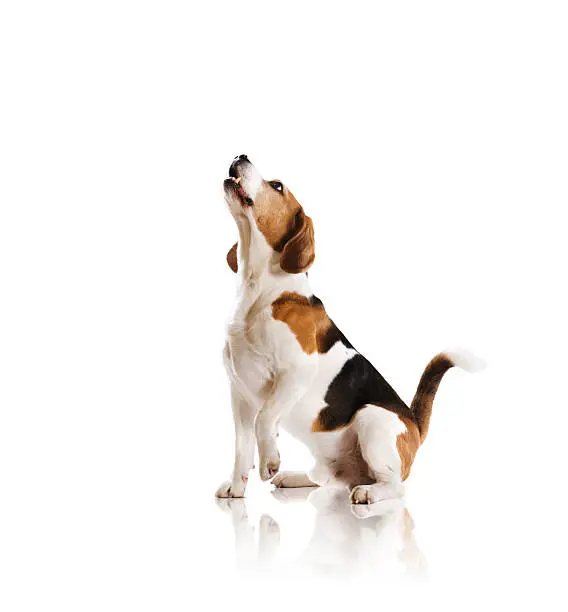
[226,242,238,273]
[280,211,315,274]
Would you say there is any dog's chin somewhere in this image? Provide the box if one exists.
[224,180,253,217]
[224,192,247,219]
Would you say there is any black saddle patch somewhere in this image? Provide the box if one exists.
[314,351,414,432]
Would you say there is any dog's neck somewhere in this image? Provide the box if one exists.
[234,216,310,299]
[234,216,270,281]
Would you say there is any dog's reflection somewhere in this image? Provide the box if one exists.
[216,486,427,578]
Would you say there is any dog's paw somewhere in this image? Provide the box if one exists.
[259,451,280,481]
[271,471,316,488]
[350,496,405,519]
[215,481,245,499]
[271,471,295,488]
[350,484,380,505]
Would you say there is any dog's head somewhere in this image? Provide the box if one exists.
[223,155,315,274]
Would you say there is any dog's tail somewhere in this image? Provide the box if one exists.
[411,348,485,443]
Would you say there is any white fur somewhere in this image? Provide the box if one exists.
[444,347,487,373]
[236,156,263,200]
[355,405,407,474]
[349,406,406,504]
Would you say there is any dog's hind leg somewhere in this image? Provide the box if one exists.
[349,405,406,505]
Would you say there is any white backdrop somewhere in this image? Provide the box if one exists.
[1,1,567,610]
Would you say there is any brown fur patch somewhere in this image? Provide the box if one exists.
[312,299,335,353]
[311,415,326,432]
[226,242,238,273]
[279,212,315,274]
[249,182,315,273]
[253,184,303,251]
[410,354,454,442]
[311,413,354,433]
[271,292,338,355]
[271,292,317,354]
[396,416,422,481]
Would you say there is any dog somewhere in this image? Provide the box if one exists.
[216,154,484,504]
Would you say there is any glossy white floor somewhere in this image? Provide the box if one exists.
[2,358,565,610]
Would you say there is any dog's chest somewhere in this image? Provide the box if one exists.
[225,291,281,400]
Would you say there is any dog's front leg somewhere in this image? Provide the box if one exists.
[255,367,315,481]
[216,386,256,498]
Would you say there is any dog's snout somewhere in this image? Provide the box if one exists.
[229,154,251,178]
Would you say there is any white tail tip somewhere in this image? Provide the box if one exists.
[444,347,487,373]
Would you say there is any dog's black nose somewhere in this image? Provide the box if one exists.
[229,154,250,178]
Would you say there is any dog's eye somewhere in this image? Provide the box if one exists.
[269,181,283,193]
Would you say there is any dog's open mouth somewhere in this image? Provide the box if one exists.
[228,176,253,206]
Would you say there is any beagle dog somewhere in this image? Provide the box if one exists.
[216,155,484,504]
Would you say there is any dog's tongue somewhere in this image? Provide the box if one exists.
[235,180,252,205]
[229,176,252,205]
[237,183,248,200]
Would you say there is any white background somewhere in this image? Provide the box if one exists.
[1,1,567,610]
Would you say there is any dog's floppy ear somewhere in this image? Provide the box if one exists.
[226,242,238,273]
[280,210,315,274]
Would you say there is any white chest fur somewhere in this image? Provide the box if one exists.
[224,271,313,404]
